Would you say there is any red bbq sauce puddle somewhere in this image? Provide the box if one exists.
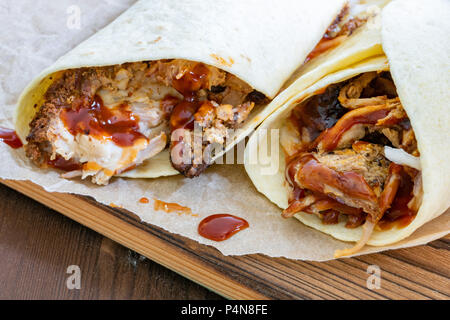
[198,214,249,242]
[0,127,23,149]
[60,95,146,147]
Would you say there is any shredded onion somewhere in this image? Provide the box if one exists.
[384,146,421,170]
[334,220,376,258]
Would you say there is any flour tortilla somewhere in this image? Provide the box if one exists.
[14,0,346,178]
[245,0,450,247]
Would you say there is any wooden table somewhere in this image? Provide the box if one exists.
[0,183,222,299]
[0,181,448,300]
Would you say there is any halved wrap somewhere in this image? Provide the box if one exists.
[13,0,351,185]
[245,0,450,257]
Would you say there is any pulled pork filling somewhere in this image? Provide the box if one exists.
[26,60,267,184]
[281,72,422,256]
[305,3,368,62]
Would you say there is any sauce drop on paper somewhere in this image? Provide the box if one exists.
[139,197,150,204]
[0,127,23,149]
[198,214,249,242]
[153,199,195,216]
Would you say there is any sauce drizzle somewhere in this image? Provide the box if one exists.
[60,95,146,147]
[169,63,210,131]
[198,214,249,242]
[0,127,23,149]
[378,168,417,230]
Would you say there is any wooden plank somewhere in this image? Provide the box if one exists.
[1,179,449,300]
[0,182,223,299]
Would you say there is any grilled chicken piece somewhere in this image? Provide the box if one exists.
[26,63,178,185]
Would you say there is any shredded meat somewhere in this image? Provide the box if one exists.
[282,194,317,219]
[283,72,422,256]
[317,97,409,153]
[147,60,227,90]
[338,72,388,109]
[168,63,264,177]
[171,100,256,177]
[26,59,267,183]
[315,142,390,192]
[306,5,368,63]
[289,150,382,218]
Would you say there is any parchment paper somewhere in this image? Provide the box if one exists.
[1,0,448,261]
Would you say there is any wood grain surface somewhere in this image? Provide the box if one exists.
[0,183,222,300]
[0,179,449,300]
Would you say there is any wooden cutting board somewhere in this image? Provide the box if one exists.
[2,179,449,300]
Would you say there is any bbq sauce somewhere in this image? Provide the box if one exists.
[172,63,210,96]
[168,63,211,170]
[305,6,365,64]
[317,106,393,152]
[0,128,23,149]
[198,214,249,242]
[286,154,417,230]
[139,197,150,204]
[378,168,417,230]
[170,100,199,130]
[153,199,193,215]
[285,71,418,231]
[321,211,340,225]
[304,5,348,63]
[305,36,345,63]
[60,95,146,147]
[169,63,210,131]
[294,154,376,202]
[47,156,82,172]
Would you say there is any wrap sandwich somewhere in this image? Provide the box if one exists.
[13,0,355,185]
[245,0,450,257]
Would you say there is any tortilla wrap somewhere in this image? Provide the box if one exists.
[244,0,450,252]
[13,0,346,180]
